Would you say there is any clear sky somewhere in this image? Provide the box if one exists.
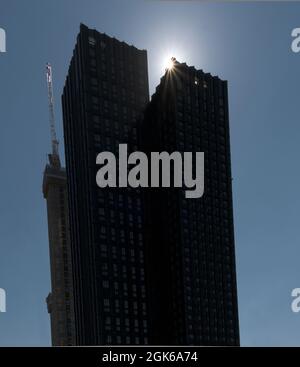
[0,0,300,346]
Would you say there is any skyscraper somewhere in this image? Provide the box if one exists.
[43,153,76,346]
[141,59,240,346]
[62,24,150,345]
[61,24,239,346]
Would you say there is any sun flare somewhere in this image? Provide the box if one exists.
[162,55,177,72]
[166,58,175,71]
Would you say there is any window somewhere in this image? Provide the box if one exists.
[91,77,98,86]
[89,36,96,46]
[92,96,99,105]
[93,115,100,124]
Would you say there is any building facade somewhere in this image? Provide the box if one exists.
[62,24,150,345]
[141,60,240,345]
[43,154,75,346]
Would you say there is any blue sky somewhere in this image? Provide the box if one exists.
[0,0,300,346]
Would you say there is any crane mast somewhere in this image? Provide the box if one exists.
[46,63,59,158]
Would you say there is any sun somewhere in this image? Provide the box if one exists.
[162,56,177,72]
[166,58,175,71]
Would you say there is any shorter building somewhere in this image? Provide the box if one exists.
[43,154,75,346]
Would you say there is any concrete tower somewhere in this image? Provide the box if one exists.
[43,64,75,346]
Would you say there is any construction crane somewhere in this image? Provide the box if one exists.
[46,63,59,158]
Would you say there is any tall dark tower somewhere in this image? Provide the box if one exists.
[62,24,149,345]
[43,64,75,346]
[142,59,240,346]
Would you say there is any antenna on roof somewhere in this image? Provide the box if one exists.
[46,63,60,167]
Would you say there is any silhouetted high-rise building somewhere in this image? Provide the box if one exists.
[62,24,150,345]
[141,59,240,346]
[61,23,239,346]
[43,153,75,346]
